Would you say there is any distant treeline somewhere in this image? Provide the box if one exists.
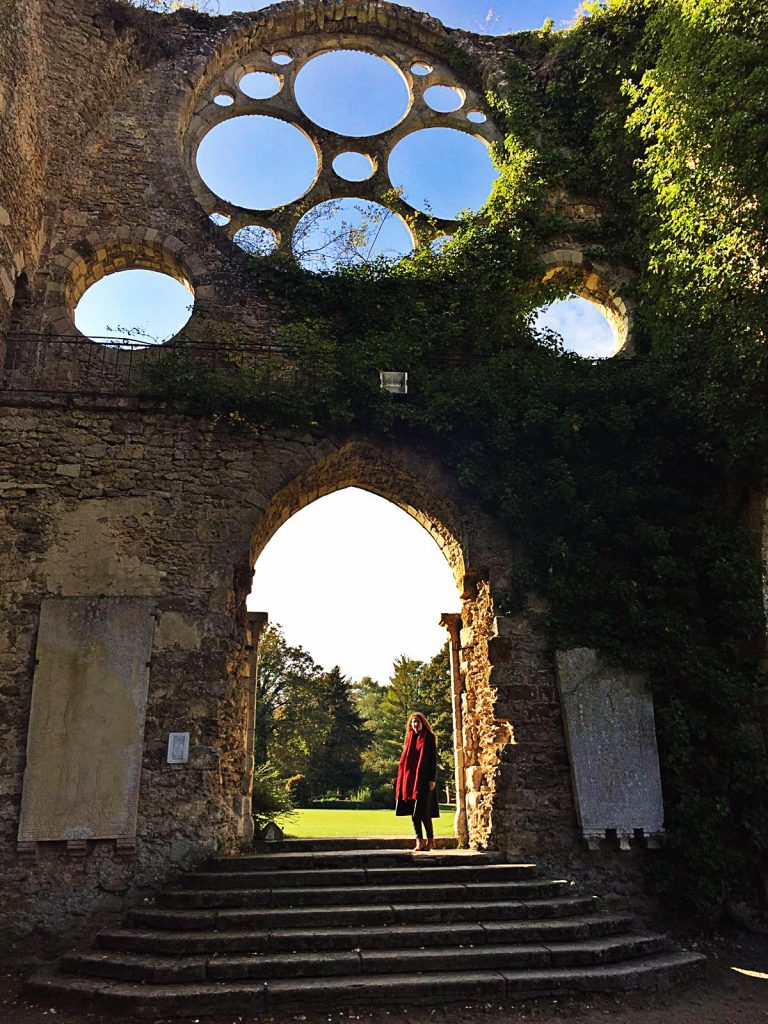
[255,624,452,806]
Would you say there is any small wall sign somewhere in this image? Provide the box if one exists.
[167,732,190,764]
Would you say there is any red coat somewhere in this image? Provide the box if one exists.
[395,730,439,817]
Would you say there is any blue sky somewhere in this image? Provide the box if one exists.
[209,0,582,32]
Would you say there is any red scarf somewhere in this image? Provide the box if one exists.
[396,730,428,801]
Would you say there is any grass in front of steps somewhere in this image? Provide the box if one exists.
[282,805,456,838]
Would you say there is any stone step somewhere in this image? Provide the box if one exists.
[251,837,457,853]
[182,862,535,891]
[61,934,670,984]
[209,849,508,872]
[134,895,599,927]
[26,952,706,1017]
[98,913,636,956]
[164,879,569,907]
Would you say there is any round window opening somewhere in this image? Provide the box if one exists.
[190,39,498,263]
[389,128,498,220]
[74,268,194,345]
[332,151,375,182]
[293,198,414,273]
[239,71,282,100]
[533,296,618,358]
[196,115,319,210]
[295,50,410,137]
[233,225,279,256]
[424,85,463,113]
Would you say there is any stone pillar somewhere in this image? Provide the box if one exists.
[237,611,268,846]
[440,612,468,847]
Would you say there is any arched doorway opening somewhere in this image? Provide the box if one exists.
[230,440,518,852]
[246,485,462,841]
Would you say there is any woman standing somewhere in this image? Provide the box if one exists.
[395,712,439,851]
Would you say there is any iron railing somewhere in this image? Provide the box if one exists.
[0,332,307,399]
[0,332,478,404]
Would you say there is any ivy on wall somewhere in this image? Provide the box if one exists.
[140,0,768,917]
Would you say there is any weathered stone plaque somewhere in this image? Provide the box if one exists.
[18,598,155,844]
[555,648,664,849]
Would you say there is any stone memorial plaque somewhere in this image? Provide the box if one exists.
[555,647,664,848]
[18,598,155,844]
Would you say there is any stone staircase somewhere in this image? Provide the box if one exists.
[27,838,704,1018]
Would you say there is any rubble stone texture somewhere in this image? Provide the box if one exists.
[0,0,655,959]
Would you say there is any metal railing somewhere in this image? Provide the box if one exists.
[0,331,478,405]
[0,332,304,399]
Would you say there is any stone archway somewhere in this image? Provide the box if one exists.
[225,439,577,856]
[245,447,472,844]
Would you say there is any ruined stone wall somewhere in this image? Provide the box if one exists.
[0,470,657,941]
[0,0,658,960]
[0,400,657,958]
[0,0,144,336]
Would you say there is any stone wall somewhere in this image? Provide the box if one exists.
[0,0,142,337]
[0,0,658,960]
[0,401,658,958]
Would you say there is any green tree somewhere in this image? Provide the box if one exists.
[418,645,454,786]
[361,648,453,788]
[305,667,372,797]
[351,675,387,724]
[255,624,324,766]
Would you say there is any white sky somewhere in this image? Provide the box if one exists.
[247,488,460,683]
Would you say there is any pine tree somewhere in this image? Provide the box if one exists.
[306,666,372,797]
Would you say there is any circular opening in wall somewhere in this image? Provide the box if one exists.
[293,197,414,273]
[533,295,618,358]
[411,61,432,76]
[74,269,194,344]
[239,71,282,100]
[388,128,498,220]
[233,225,279,255]
[209,212,231,226]
[214,93,235,106]
[466,108,487,124]
[295,50,409,137]
[332,151,375,182]
[423,85,463,113]
[196,115,319,210]
[271,51,293,65]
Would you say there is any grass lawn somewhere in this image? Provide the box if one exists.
[281,805,456,838]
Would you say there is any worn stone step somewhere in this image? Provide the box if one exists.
[27,952,705,1017]
[165,879,569,908]
[130,896,599,931]
[64,935,670,985]
[500,951,706,995]
[181,863,534,892]
[209,849,506,872]
[250,837,457,853]
[477,913,634,944]
[98,912,635,957]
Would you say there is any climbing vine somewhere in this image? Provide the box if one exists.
[140,0,768,917]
